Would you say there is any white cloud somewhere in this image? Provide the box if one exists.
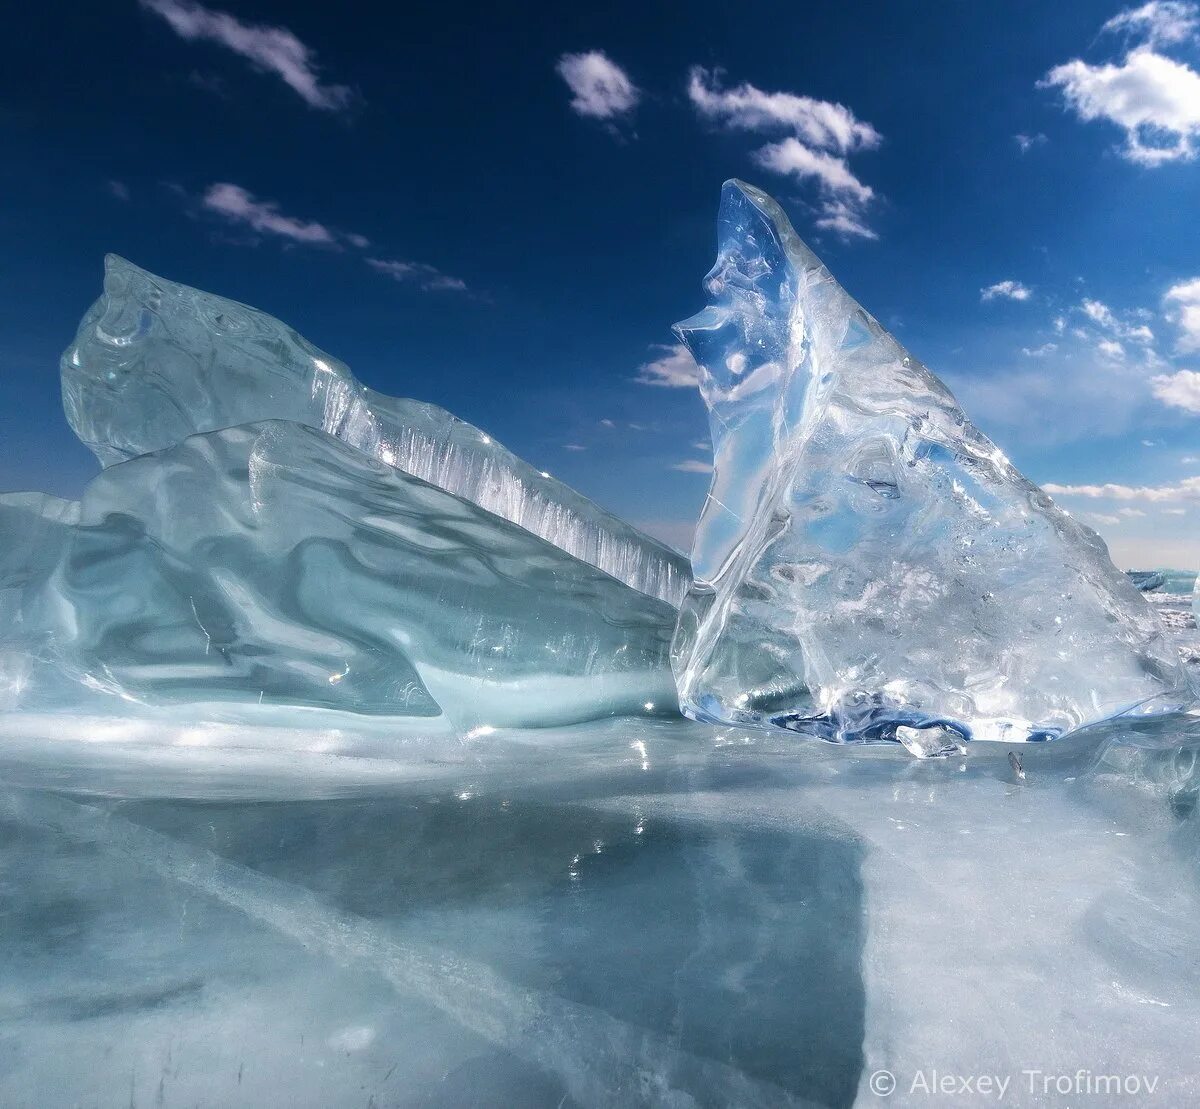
[754,139,874,203]
[599,418,616,428]
[686,67,880,152]
[1088,512,1123,525]
[1119,506,1148,516]
[1103,2,1199,47]
[1164,507,1189,513]
[1165,276,1200,350]
[1097,337,1126,359]
[671,459,714,474]
[1081,298,1118,328]
[201,183,463,292]
[556,51,638,120]
[686,67,880,240]
[634,343,702,388]
[1076,297,1156,344]
[1043,475,1200,501]
[203,182,336,243]
[981,280,1032,302]
[1021,342,1058,356]
[1042,47,1200,164]
[1014,133,1048,153]
[563,443,587,451]
[365,257,467,292]
[1151,368,1200,410]
[140,0,351,111]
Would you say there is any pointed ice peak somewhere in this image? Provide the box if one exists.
[672,181,1193,743]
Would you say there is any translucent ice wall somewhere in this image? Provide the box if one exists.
[61,256,690,606]
[672,180,1193,743]
[3,422,678,729]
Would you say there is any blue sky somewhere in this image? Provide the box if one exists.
[1,0,1198,568]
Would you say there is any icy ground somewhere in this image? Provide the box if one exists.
[2,642,1200,1108]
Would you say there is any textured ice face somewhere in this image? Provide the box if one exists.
[0,494,81,710]
[672,180,1194,743]
[5,422,678,731]
[61,257,690,606]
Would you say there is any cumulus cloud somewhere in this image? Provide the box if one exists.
[1151,368,1200,411]
[365,258,467,292]
[140,0,352,111]
[1165,277,1200,350]
[981,280,1032,302]
[1042,44,1200,164]
[634,343,702,388]
[686,67,881,240]
[203,182,337,244]
[556,51,639,120]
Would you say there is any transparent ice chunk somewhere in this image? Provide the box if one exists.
[5,422,678,730]
[61,256,690,605]
[671,179,1194,743]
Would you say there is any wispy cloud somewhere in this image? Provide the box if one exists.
[140,0,352,110]
[563,443,587,451]
[365,258,467,292]
[203,183,337,244]
[671,459,714,474]
[1102,1,1199,47]
[1014,132,1048,153]
[107,180,130,202]
[686,67,881,240]
[199,183,465,293]
[1044,475,1200,501]
[556,51,639,120]
[634,343,702,388]
[981,280,1032,302]
[1041,3,1200,164]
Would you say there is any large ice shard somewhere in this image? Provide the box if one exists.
[4,421,678,730]
[672,180,1193,743]
[61,256,690,606]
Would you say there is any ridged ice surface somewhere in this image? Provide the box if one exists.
[60,256,690,606]
[2,422,677,730]
[672,180,1194,743]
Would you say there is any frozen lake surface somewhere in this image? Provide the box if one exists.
[2,634,1199,1107]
